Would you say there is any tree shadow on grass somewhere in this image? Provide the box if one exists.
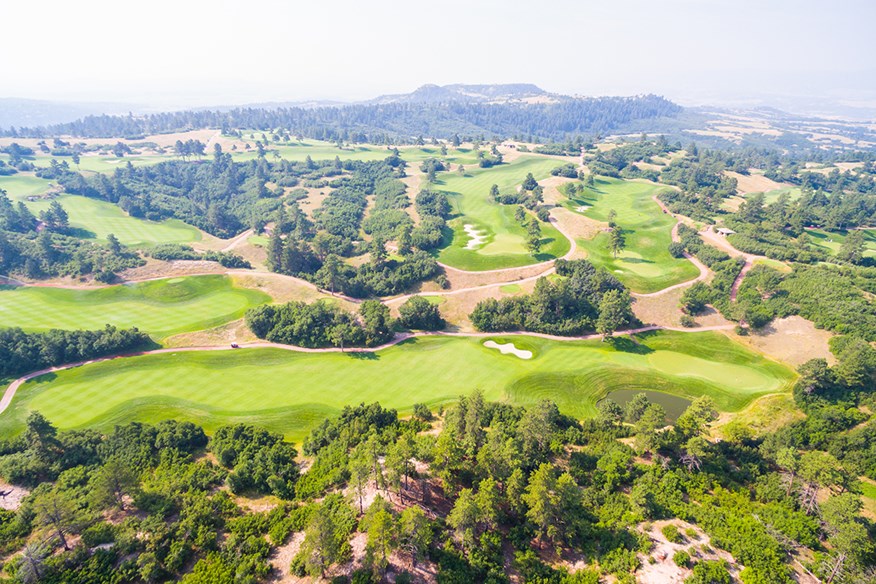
[619,257,654,265]
[345,351,379,361]
[64,227,97,239]
[609,336,654,355]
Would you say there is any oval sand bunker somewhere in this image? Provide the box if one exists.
[464,224,487,249]
[483,340,533,359]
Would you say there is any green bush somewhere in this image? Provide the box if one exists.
[662,524,683,543]
[673,549,691,567]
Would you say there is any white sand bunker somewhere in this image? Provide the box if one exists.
[576,205,590,212]
[484,340,532,359]
[464,224,487,249]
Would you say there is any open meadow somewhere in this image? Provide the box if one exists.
[0,275,269,339]
[0,331,795,441]
[435,157,571,270]
[565,177,700,292]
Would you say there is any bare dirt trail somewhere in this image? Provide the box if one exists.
[698,225,772,302]
[0,324,737,417]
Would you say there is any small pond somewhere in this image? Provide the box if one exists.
[604,390,692,421]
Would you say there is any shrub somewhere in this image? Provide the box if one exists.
[662,524,682,543]
[673,549,690,567]
[397,296,445,331]
[680,315,696,328]
[669,241,686,258]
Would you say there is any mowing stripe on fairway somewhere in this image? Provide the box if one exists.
[0,275,269,339]
[0,331,795,442]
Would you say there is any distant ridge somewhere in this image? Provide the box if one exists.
[368,83,552,105]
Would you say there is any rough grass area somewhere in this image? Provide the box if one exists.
[435,157,570,270]
[0,275,269,339]
[0,174,56,200]
[0,331,795,442]
[565,177,699,293]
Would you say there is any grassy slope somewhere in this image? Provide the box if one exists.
[28,195,201,246]
[436,157,570,270]
[0,331,795,441]
[0,174,201,246]
[0,275,269,339]
[806,228,876,259]
[565,177,699,293]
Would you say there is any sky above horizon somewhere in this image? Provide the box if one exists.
[4,0,875,110]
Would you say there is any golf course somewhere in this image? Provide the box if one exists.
[0,331,795,441]
[565,177,700,293]
[436,156,571,270]
[0,275,269,339]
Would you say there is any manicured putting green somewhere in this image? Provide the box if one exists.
[1,331,795,441]
[566,177,699,293]
[435,157,570,270]
[25,194,201,247]
[0,275,269,339]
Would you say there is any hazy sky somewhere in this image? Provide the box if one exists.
[4,0,875,108]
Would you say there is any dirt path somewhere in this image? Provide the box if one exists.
[220,229,254,252]
[698,225,765,302]
[0,324,737,416]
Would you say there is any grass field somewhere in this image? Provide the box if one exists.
[45,155,171,174]
[806,228,876,259]
[744,186,803,204]
[564,177,699,293]
[26,194,201,246]
[1,173,201,246]
[0,174,56,199]
[435,157,570,270]
[0,275,269,339]
[0,330,795,441]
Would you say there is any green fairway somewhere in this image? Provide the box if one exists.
[44,155,171,174]
[565,177,699,293]
[230,138,481,166]
[0,275,269,339]
[744,186,803,204]
[0,330,794,441]
[0,174,55,200]
[25,194,201,246]
[435,157,570,270]
[806,228,876,259]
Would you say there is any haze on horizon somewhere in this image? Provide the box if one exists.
[4,0,875,113]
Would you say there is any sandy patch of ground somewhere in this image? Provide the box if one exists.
[297,187,332,219]
[399,170,423,224]
[723,315,834,367]
[540,175,578,205]
[232,272,357,307]
[120,259,226,281]
[0,481,29,511]
[483,340,533,359]
[463,224,487,249]
[437,262,553,292]
[724,171,789,195]
[550,206,606,243]
[636,520,738,584]
[163,318,258,348]
[270,531,305,583]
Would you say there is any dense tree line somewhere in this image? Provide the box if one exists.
[147,243,251,268]
[470,259,635,337]
[0,325,151,379]
[3,95,684,143]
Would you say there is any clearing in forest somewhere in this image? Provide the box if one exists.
[0,275,269,339]
[1,331,795,441]
[435,157,570,270]
[565,177,699,293]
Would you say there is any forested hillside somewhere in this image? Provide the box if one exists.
[2,95,682,142]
